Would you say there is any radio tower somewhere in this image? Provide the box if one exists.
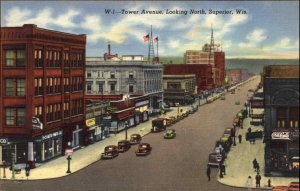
[148,25,155,63]
[208,24,214,65]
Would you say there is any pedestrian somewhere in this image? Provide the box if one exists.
[255,173,261,188]
[252,158,258,171]
[221,162,226,175]
[219,162,224,178]
[246,176,253,190]
[206,165,211,181]
[238,134,242,143]
[256,163,260,173]
[248,127,252,133]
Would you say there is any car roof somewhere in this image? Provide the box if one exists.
[106,145,117,148]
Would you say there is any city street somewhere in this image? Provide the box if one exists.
[0,77,260,191]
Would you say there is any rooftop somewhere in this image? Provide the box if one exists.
[263,65,299,78]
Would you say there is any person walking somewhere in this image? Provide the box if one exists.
[255,173,261,188]
[256,162,260,173]
[246,176,253,190]
[252,158,258,171]
[206,165,211,181]
[238,134,242,143]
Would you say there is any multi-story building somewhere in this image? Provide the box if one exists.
[86,57,163,131]
[0,24,86,164]
[263,65,299,177]
[163,64,213,93]
[163,74,197,105]
[226,69,242,84]
[184,48,225,87]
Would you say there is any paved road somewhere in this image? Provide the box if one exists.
[0,78,260,191]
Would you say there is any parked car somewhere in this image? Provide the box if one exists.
[129,134,142,145]
[151,118,167,132]
[208,152,223,167]
[135,143,152,156]
[164,129,176,139]
[223,127,234,137]
[101,145,119,159]
[272,182,299,191]
[117,140,131,152]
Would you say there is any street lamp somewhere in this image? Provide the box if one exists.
[125,121,128,140]
[66,141,72,174]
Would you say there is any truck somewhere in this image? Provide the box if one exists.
[151,118,167,132]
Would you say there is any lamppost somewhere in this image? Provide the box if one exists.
[66,141,73,174]
[2,161,6,178]
[11,153,15,179]
[125,121,128,140]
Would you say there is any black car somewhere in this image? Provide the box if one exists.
[129,134,142,145]
[135,143,152,156]
[101,145,119,159]
[118,140,131,152]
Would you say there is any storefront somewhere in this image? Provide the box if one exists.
[1,137,28,164]
[270,129,299,175]
[134,99,149,125]
[33,130,63,162]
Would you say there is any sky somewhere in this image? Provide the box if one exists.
[1,1,299,59]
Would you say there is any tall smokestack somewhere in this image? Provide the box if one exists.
[108,43,111,55]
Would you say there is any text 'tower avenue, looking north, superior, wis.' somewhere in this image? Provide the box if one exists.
[104,9,248,15]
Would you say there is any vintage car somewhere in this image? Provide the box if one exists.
[164,129,176,139]
[129,134,142,145]
[223,127,234,137]
[151,118,167,132]
[215,135,232,153]
[208,152,223,167]
[135,143,152,156]
[272,182,299,191]
[101,145,119,159]
[117,140,131,152]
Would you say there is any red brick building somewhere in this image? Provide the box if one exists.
[0,24,86,164]
[214,52,225,87]
[163,64,213,93]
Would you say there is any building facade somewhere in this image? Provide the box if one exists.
[184,49,225,88]
[163,64,213,93]
[0,24,86,164]
[163,74,197,105]
[263,65,299,177]
[85,58,163,113]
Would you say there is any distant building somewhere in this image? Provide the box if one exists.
[263,65,299,177]
[163,74,197,105]
[184,49,225,87]
[0,24,86,164]
[163,64,213,92]
[122,55,144,61]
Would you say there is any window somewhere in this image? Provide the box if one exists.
[129,73,134,78]
[5,49,25,67]
[110,72,115,79]
[5,108,26,126]
[277,107,287,128]
[87,82,92,93]
[64,78,69,92]
[5,79,25,96]
[129,85,134,93]
[34,106,43,123]
[290,107,299,128]
[98,83,103,93]
[87,72,92,78]
[5,79,14,96]
[110,84,115,93]
[64,102,70,118]
[34,49,43,67]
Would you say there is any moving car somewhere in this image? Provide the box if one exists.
[208,152,223,167]
[135,143,152,156]
[272,182,299,191]
[164,129,176,139]
[129,134,142,145]
[117,140,131,152]
[101,145,119,159]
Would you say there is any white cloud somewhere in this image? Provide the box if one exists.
[246,28,267,43]
[5,7,32,26]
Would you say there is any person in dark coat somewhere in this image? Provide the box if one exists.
[256,162,260,173]
[221,162,226,175]
[252,158,258,171]
[238,134,242,143]
[206,165,211,181]
[255,173,261,188]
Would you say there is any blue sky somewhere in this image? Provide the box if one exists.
[1,1,299,59]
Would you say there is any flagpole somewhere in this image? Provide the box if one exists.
[157,38,159,59]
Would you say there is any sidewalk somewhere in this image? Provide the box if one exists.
[218,113,299,189]
[0,98,211,180]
